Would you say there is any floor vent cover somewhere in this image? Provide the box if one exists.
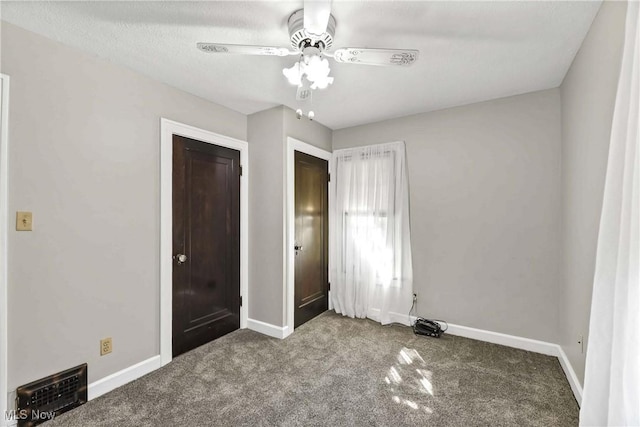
[16,363,87,426]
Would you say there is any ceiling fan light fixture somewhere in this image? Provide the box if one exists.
[283,54,334,90]
[304,55,333,89]
[283,62,303,86]
[310,76,334,90]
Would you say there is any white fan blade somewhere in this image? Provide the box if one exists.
[197,43,296,57]
[332,48,419,66]
[304,0,332,36]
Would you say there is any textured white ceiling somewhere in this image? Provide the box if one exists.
[1,1,601,130]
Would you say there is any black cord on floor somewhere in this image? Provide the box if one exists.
[408,295,417,327]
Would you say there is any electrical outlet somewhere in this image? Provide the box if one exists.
[100,337,113,356]
[16,211,33,231]
[578,335,584,354]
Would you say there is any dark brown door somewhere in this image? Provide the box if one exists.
[172,135,240,357]
[294,151,329,328]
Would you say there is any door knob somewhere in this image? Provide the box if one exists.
[175,254,187,264]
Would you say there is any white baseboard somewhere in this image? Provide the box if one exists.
[1,320,582,427]
[443,322,559,356]
[556,346,583,406]
[370,309,413,326]
[418,318,582,406]
[88,355,161,400]
[1,356,162,426]
[247,318,290,339]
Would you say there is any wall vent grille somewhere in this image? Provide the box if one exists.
[16,363,87,426]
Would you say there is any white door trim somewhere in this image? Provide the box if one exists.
[285,137,332,337]
[0,74,10,424]
[160,118,248,366]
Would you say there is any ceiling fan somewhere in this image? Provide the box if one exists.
[197,0,418,107]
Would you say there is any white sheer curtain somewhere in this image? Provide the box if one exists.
[330,141,413,325]
[580,2,639,425]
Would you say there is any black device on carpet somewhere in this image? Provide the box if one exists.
[413,318,444,338]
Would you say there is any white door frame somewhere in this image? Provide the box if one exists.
[285,137,332,337]
[160,118,248,366]
[0,74,10,424]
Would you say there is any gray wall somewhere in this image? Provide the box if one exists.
[559,1,626,385]
[1,22,247,390]
[248,106,331,327]
[283,107,332,153]
[333,89,562,343]
[247,107,285,326]
[1,0,627,401]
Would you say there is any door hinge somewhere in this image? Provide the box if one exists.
[328,282,331,291]
[327,172,330,182]
[239,165,243,176]
[240,296,243,307]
